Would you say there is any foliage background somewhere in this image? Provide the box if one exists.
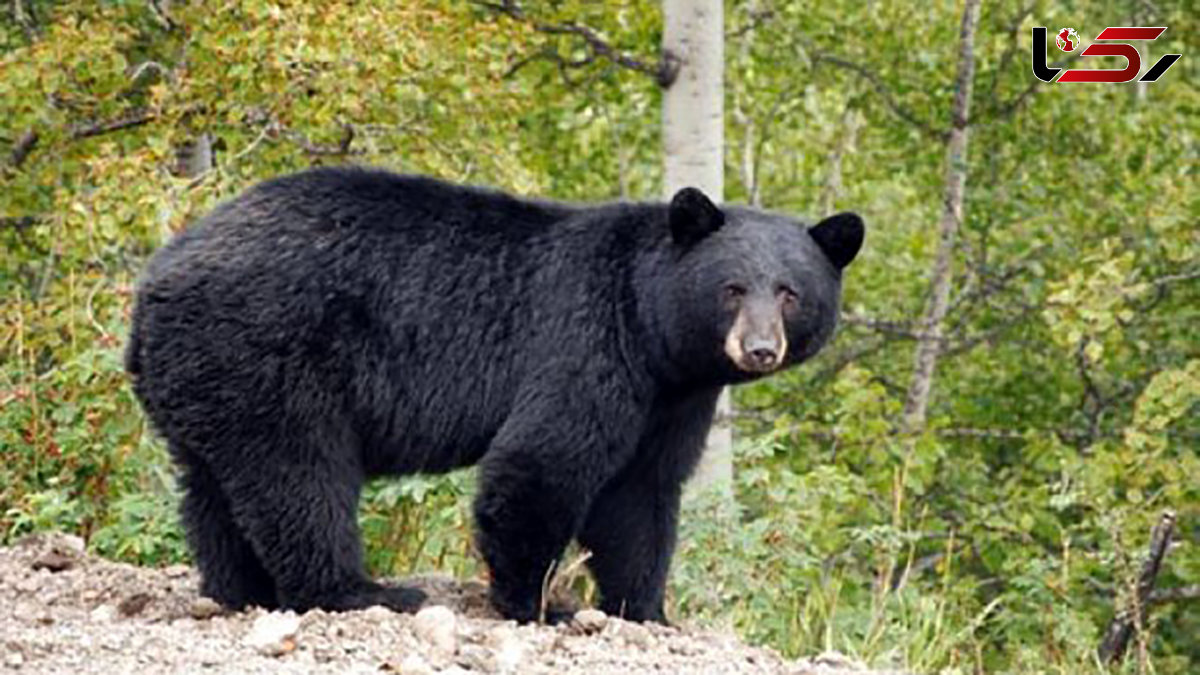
[1,1,1196,673]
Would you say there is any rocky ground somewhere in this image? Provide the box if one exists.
[0,533,905,674]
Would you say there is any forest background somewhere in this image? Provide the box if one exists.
[1,1,1196,672]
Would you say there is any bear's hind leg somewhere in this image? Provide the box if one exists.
[178,450,278,610]
[224,448,425,614]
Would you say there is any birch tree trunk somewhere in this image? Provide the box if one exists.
[177,133,213,179]
[819,106,861,216]
[662,0,730,493]
[901,0,981,432]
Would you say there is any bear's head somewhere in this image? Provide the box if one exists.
[653,187,864,385]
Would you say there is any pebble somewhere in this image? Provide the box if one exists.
[571,609,608,634]
[243,611,301,657]
[398,653,434,675]
[89,605,117,623]
[491,630,528,673]
[362,605,394,622]
[620,622,655,649]
[413,605,458,663]
[117,592,153,617]
[668,639,701,656]
[163,564,191,578]
[188,597,223,620]
[56,534,86,556]
[31,552,76,573]
[455,643,498,673]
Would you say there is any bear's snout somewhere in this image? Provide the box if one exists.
[743,338,780,371]
[724,306,788,374]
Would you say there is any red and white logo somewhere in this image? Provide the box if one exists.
[1056,28,1079,52]
[1032,26,1182,83]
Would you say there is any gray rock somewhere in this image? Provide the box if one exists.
[413,605,458,664]
[89,605,117,623]
[490,627,529,673]
[31,552,75,573]
[619,622,655,650]
[243,611,301,657]
[56,534,86,556]
[455,643,498,673]
[361,605,394,622]
[117,592,153,617]
[188,597,223,620]
[398,653,434,675]
[571,609,607,634]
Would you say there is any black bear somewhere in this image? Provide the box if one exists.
[126,167,863,623]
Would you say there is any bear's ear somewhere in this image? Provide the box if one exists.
[809,212,864,269]
[669,187,725,247]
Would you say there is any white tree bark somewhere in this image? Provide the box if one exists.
[901,0,982,432]
[820,106,861,216]
[662,0,730,493]
[182,133,213,178]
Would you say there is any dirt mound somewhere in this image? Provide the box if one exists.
[0,533,903,674]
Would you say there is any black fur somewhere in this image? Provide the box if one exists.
[127,167,862,622]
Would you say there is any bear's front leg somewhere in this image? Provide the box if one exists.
[473,380,643,623]
[578,465,682,623]
[578,386,720,623]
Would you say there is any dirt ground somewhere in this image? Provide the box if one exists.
[0,533,906,674]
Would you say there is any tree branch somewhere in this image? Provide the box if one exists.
[1149,585,1200,604]
[842,313,931,340]
[1147,269,1200,287]
[5,128,39,170]
[285,123,362,157]
[148,0,177,31]
[0,215,42,230]
[12,0,36,40]
[810,338,891,385]
[727,6,774,39]
[70,109,157,139]
[1074,339,1114,448]
[473,0,679,86]
[1098,511,1177,664]
[982,50,1083,121]
[810,52,948,142]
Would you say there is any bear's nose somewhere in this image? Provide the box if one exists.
[747,347,777,368]
[743,338,779,370]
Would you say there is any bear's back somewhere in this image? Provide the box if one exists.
[223,167,574,240]
[134,168,585,330]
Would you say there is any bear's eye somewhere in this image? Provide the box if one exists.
[724,283,747,300]
[778,286,799,306]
